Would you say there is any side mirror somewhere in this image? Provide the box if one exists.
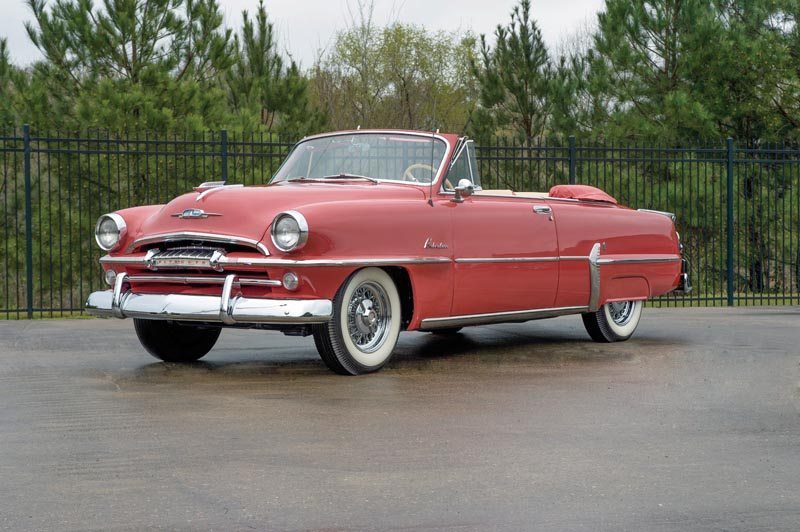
[452,179,474,203]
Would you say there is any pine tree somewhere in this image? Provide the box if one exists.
[588,0,721,142]
[470,0,552,141]
[24,0,234,131]
[223,1,323,135]
[0,39,16,126]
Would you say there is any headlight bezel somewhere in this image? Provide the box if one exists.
[270,210,309,252]
[94,213,127,251]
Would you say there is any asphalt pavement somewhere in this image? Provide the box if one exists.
[0,307,798,531]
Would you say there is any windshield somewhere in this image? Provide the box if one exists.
[271,133,448,184]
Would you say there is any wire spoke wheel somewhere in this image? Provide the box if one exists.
[582,300,643,343]
[607,301,635,326]
[312,268,402,375]
[346,282,391,354]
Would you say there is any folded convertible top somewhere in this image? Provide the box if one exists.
[548,184,617,204]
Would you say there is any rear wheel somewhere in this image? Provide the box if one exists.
[582,300,643,342]
[133,319,221,362]
[313,268,402,375]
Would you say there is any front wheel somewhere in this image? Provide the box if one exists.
[581,300,643,342]
[313,268,402,375]
[133,319,221,362]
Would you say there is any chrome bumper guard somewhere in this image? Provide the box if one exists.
[85,273,332,325]
[673,259,692,295]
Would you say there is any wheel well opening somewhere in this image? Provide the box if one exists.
[382,267,414,330]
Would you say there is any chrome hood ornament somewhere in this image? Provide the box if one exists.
[171,208,222,219]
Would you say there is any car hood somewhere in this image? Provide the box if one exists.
[136,181,426,246]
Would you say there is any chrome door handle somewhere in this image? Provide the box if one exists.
[533,205,552,215]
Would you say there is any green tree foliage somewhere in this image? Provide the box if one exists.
[470,0,553,141]
[713,0,800,142]
[560,0,800,144]
[312,2,476,132]
[22,0,234,131]
[586,0,721,142]
[224,1,323,135]
[0,39,17,126]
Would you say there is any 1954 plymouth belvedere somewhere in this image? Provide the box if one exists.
[86,130,691,375]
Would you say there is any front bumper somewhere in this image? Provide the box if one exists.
[85,273,332,325]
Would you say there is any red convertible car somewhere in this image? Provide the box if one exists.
[86,130,690,374]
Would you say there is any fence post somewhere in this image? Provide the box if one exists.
[726,137,734,307]
[220,129,228,183]
[568,135,577,185]
[23,124,33,319]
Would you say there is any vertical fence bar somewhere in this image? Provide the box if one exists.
[726,137,735,306]
[568,135,577,185]
[220,129,228,183]
[23,124,33,318]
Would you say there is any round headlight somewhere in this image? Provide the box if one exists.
[94,213,126,251]
[271,211,308,252]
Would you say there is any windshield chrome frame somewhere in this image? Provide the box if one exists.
[441,137,482,194]
[271,130,452,188]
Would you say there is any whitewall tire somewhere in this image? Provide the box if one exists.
[582,300,643,342]
[313,268,402,375]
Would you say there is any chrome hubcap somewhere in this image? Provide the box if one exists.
[608,301,635,326]
[347,281,391,353]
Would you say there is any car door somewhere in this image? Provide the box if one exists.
[446,141,559,316]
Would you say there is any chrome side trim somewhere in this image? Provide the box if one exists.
[105,253,680,269]
[129,232,270,255]
[102,255,452,267]
[420,305,588,330]
[588,243,602,312]
[455,257,559,264]
[247,257,452,267]
[597,257,681,265]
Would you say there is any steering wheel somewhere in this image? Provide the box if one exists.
[402,163,436,183]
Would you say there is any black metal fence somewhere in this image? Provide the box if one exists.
[1,127,798,318]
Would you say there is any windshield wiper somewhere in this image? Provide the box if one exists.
[320,173,379,184]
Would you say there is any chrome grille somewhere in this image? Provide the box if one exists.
[128,274,280,287]
[149,247,223,270]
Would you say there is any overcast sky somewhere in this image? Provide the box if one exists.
[1,0,605,68]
